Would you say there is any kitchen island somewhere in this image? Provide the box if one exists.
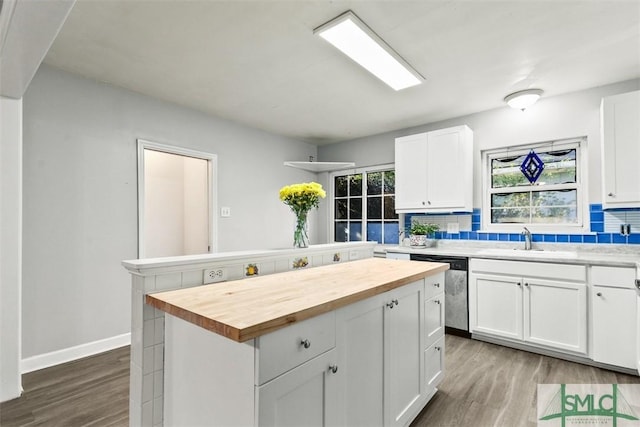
[146,258,448,427]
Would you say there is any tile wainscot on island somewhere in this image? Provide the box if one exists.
[145,257,449,427]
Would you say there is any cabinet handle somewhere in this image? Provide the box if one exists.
[434,299,440,305]
[422,201,426,206]
[608,192,615,197]
[393,299,398,306]
[428,200,432,205]
[435,346,441,351]
[434,282,440,288]
[386,301,394,309]
[300,339,311,349]
[524,282,529,287]
[596,292,603,297]
[516,282,521,287]
[329,365,338,374]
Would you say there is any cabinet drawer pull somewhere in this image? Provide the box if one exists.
[608,192,615,197]
[517,282,521,287]
[596,292,603,297]
[329,365,338,374]
[434,299,440,305]
[434,282,440,288]
[435,346,441,351]
[300,339,311,349]
[524,282,529,287]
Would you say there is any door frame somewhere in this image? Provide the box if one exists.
[137,139,218,258]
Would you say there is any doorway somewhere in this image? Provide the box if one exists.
[137,140,217,258]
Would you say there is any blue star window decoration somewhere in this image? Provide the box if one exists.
[520,150,544,184]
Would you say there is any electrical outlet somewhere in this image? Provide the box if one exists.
[204,268,226,284]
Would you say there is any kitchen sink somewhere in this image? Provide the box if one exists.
[478,248,578,259]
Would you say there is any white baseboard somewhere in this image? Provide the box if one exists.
[21,332,131,374]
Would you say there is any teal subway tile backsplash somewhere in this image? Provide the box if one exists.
[404,204,640,245]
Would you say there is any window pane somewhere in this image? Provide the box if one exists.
[384,222,400,244]
[491,207,530,223]
[537,150,576,185]
[349,198,362,219]
[531,190,577,207]
[367,221,382,243]
[531,207,577,223]
[491,193,530,208]
[383,171,395,194]
[349,174,363,196]
[491,155,529,188]
[367,197,382,219]
[384,196,398,219]
[335,221,348,242]
[335,176,347,197]
[349,222,362,241]
[335,199,347,220]
[367,172,382,195]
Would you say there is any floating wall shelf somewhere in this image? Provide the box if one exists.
[284,161,355,172]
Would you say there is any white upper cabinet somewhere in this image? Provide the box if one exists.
[395,125,473,213]
[601,90,640,209]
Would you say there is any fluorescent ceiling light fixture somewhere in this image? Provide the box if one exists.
[314,11,424,91]
[504,89,544,110]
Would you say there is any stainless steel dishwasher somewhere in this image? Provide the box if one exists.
[409,254,470,337]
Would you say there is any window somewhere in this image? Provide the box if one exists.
[483,138,586,231]
[332,166,399,244]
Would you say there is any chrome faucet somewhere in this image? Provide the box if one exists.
[522,227,532,250]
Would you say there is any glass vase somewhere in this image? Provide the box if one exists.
[293,211,309,248]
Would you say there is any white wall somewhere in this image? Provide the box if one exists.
[21,65,318,362]
[318,79,640,216]
[144,150,187,258]
[0,96,23,401]
[183,156,209,255]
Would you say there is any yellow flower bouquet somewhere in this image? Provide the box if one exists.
[279,182,326,248]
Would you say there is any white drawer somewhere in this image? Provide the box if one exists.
[425,272,445,300]
[470,258,586,282]
[591,266,637,289]
[256,311,335,385]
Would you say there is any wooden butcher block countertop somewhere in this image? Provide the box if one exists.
[146,258,449,342]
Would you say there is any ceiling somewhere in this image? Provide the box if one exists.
[44,0,640,145]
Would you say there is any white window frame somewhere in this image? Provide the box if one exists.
[328,163,398,244]
[481,137,589,234]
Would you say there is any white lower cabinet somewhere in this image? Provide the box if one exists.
[425,336,445,393]
[335,280,426,427]
[258,349,340,427]
[470,259,587,355]
[591,266,638,370]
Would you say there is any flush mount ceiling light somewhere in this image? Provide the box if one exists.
[504,89,544,111]
[314,10,424,91]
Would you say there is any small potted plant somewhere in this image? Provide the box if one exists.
[408,222,439,247]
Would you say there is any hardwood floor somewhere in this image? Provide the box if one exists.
[0,346,129,426]
[1,336,638,426]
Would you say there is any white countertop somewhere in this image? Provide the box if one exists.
[384,241,640,268]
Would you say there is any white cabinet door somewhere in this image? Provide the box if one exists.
[385,281,425,427]
[395,132,429,210]
[335,294,385,427]
[425,293,444,349]
[523,279,587,354]
[592,286,638,370]
[258,349,340,427]
[395,125,473,213]
[470,274,523,340]
[425,127,471,211]
[425,336,445,393]
[601,90,640,208]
